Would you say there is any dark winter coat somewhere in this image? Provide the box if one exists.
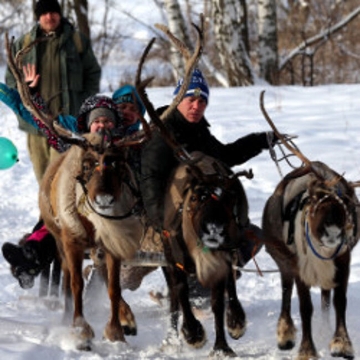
[140,105,272,229]
[5,18,101,135]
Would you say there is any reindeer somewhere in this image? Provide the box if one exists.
[4,13,204,350]
[4,33,149,349]
[260,91,359,359]
[158,151,254,357]
[133,15,263,356]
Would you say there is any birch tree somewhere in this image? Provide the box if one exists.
[163,0,192,78]
[211,0,253,86]
[257,0,279,84]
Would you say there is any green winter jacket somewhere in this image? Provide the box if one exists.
[5,18,101,135]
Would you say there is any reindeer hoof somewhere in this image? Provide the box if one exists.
[103,322,126,342]
[76,339,92,351]
[123,325,137,336]
[277,317,296,350]
[278,339,295,350]
[330,337,354,359]
[227,318,246,340]
[181,320,206,348]
[73,316,95,341]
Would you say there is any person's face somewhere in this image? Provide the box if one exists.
[177,96,207,123]
[89,116,115,133]
[39,12,61,33]
[116,102,140,127]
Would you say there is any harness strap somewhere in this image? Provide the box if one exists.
[76,176,142,221]
[282,189,307,245]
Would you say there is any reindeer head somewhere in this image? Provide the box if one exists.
[306,177,356,252]
[183,158,250,252]
[75,133,140,219]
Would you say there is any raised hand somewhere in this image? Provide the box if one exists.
[23,63,40,88]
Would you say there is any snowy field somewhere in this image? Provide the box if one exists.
[1,82,360,359]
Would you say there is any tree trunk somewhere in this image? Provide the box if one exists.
[258,0,279,84]
[212,0,253,86]
[164,0,192,78]
[73,0,90,38]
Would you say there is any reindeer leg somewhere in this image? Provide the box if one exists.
[277,271,296,350]
[119,296,137,336]
[103,253,125,342]
[226,269,246,339]
[330,257,354,359]
[61,264,72,325]
[295,277,318,359]
[177,270,206,348]
[210,279,236,357]
[64,242,94,349]
[50,256,62,297]
[160,265,182,348]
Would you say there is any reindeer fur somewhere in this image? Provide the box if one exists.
[39,133,144,349]
[162,151,248,357]
[263,161,359,360]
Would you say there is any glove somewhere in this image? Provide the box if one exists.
[262,131,279,149]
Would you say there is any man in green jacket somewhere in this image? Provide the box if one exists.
[5,0,101,183]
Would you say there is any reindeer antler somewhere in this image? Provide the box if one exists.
[260,90,340,183]
[260,90,312,166]
[135,14,205,162]
[155,14,204,120]
[5,32,56,132]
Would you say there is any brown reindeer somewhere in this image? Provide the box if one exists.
[157,151,255,357]
[261,91,359,360]
[132,16,262,357]
[4,34,147,348]
[39,133,146,348]
[4,14,204,350]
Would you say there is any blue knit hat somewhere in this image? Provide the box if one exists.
[112,84,146,116]
[173,68,209,103]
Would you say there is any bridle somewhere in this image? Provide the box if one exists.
[303,187,356,260]
[185,179,245,252]
[76,160,143,221]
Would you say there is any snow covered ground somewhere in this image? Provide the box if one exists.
[1,81,360,359]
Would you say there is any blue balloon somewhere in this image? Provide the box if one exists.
[0,137,18,170]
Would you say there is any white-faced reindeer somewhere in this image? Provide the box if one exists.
[135,16,259,357]
[161,152,254,357]
[260,91,359,360]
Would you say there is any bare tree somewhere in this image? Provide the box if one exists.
[72,0,90,38]
[257,0,279,84]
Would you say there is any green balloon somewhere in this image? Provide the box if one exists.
[0,137,18,170]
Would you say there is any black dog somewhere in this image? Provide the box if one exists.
[2,220,60,295]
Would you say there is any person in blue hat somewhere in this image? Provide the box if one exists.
[140,68,278,308]
[112,84,146,133]
[141,68,276,233]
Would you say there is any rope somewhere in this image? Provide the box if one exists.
[268,134,301,179]
[232,265,279,274]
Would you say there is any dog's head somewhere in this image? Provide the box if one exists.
[1,242,43,289]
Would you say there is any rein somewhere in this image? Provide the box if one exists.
[302,189,354,260]
[304,221,345,260]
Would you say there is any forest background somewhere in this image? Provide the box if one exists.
[1,0,360,91]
